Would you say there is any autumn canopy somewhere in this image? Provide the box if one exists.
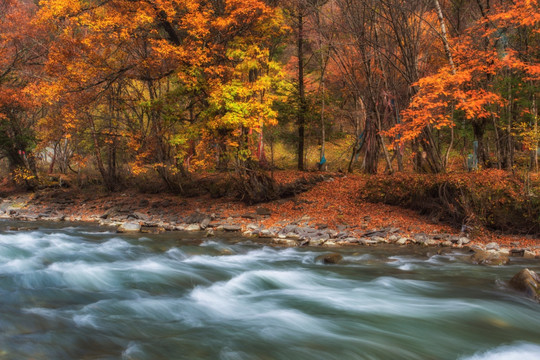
[0,0,538,189]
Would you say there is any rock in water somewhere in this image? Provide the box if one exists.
[117,222,141,233]
[316,253,343,264]
[509,268,540,301]
[470,250,509,265]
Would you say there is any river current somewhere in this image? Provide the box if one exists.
[0,222,539,359]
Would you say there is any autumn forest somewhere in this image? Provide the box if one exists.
[0,0,539,197]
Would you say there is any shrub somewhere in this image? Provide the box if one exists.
[361,170,540,235]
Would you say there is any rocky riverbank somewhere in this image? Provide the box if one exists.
[1,180,539,265]
[1,171,540,262]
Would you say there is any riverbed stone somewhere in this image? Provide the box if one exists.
[200,217,211,230]
[358,238,378,246]
[117,222,141,233]
[509,268,540,301]
[323,240,339,247]
[485,242,500,250]
[259,229,273,238]
[185,212,207,224]
[223,225,242,232]
[308,239,326,246]
[372,236,388,244]
[272,238,298,247]
[441,240,453,247]
[316,253,343,264]
[422,238,438,247]
[396,237,408,245]
[185,224,201,231]
[470,250,509,265]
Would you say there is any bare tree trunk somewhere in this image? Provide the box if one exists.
[297,6,306,171]
[533,95,538,171]
[433,0,456,74]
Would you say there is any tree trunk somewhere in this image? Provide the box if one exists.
[297,7,306,171]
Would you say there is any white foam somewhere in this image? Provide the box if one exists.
[460,343,540,360]
[122,341,145,360]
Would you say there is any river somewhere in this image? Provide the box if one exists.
[0,222,539,359]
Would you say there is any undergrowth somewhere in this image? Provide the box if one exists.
[361,170,540,235]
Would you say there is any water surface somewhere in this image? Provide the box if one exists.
[0,223,539,359]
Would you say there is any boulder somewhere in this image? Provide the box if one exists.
[308,239,326,246]
[200,217,211,230]
[185,212,207,224]
[185,224,201,231]
[322,240,339,247]
[223,225,242,232]
[396,237,408,245]
[509,268,540,301]
[272,238,298,247]
[117,222,141,233]
[259,229,273,238]
[470,250,509,265]
[316,253,343,264]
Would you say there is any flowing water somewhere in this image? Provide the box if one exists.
[1,222,540,360]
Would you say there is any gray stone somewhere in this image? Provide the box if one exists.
[396,237,408,245]
[308,239,326,246]
[470,250,509,265]
[458,237,471,245]
[117,222,141,233]
[185,224,201,231]
[185,212,207,224]
[259,229,273,238]
[358,238,378,246]
[422,238,438,246]
[223,225,242,232]
[485,242,500,250]
[272,238,298,247]
[509,268,540,301]
[132,212,150,221]
[323,240,339,247]
[372,236,388,244]
[200,217,211,230]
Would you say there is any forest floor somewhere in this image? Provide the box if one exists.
[0,170,538,253]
